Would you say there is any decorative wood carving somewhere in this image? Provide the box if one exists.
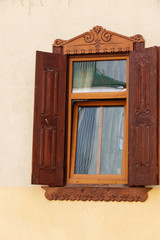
[129,47,158,185]
[32,51,67,186]
[130,34,144,42]
[40,68,59,170]
[134,53,151,169]
[42,187,151,202]
[53,26,145,55]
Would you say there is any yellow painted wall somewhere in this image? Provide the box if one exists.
[0,187,160,240]
[1,0,160,239]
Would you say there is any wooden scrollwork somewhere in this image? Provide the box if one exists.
[42,187,151,202]
[53,26,145,55]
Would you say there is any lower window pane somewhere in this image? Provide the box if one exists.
[75,107,99,174]
[75,106,124,175]
[100,106,124,175]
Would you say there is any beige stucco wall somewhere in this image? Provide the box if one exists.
[1,0,160,239]
[0,187,160,240]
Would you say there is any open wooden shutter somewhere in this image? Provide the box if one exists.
[128,47,158,185]
[32,51,67,186]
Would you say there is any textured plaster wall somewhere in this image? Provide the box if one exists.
[0,0,160,186]
[1,1,160,239]
[0,187,160,240]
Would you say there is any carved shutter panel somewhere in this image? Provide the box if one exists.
[32,51,67,186]
[128,47,158,185]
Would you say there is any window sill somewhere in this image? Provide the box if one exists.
[42,186,151,202]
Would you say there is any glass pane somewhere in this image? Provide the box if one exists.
[75,107,100,174]
[100,106,124,175]
[72,60,127,93]
[75,106,124,175]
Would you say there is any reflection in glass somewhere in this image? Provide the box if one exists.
[73,60,127,93]
[75,106,124,175]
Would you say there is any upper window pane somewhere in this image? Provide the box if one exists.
[72,60,127,93]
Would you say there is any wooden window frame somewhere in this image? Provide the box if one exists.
[69,100,127,184]
[67,55,129,185]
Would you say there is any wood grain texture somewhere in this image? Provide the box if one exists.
[42,186,151,202]
[53,26,145,55]
[158,47,160,184]
[133,41,145,51]
[32,51,67,186]
[70,92,127,100]
[129,47,158,185]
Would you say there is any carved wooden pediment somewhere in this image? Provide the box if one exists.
[53,26,145,54]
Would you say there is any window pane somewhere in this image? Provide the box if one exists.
[75,106,124,175]
[75,107,99,174]
[100,106,124,175]
[72,60,127,93]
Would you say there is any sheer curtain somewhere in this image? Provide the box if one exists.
[75,106,124,175]
[73,62,95,91]
[100,107,124,174]
[75,107,99,174]
[73,60,126,93]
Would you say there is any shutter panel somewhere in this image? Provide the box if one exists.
[32,51,67,186]
[128,47,158,185]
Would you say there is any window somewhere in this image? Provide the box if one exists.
[32,26,158,201]
[67,56,129,184]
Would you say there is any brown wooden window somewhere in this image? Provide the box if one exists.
[67,55,129,184]
[32,26,159,200]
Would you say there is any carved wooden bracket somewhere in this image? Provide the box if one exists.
[53,26,145,55]
[42,187,151,202]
